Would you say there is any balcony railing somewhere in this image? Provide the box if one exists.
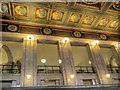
[107,67,120,73]
[37,66,61,73]
[0,65,21,74]
[75,66,95,73]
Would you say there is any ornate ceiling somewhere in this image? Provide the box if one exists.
[0,2,120,34]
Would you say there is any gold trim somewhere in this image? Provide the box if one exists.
[1,19,119,35]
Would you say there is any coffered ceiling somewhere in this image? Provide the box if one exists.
[0,2,120,34]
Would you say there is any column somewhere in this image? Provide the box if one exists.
[111,45,120,66]
[86,41,112,84]
[21,35,37,86]
[58,38,77,85]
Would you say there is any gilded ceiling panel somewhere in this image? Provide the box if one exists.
[12,3,28,18]
[107,2,120,14]
[74,1,105,11]
[34,7,50,20]
[0,2,119,34]
[1,2,11,16]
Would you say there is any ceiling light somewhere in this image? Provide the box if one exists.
[70,74,74,79]
[26,74,31,79]
[27,35,34,40]
[41,59,46,64]
[62,38,69,43]
[106,74,110,78]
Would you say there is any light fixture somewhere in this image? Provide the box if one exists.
[91,40,99,46]
[27,35,34,40]
[89,61,91,64]
[59,59,62,64]
[115,43,120,48]
[41,59,46,64]
[62,38,69,43]
[106,74,110,78]
[70,74,74,79]
[26,74,31,79]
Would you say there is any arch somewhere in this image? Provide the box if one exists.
[1,45,13,64]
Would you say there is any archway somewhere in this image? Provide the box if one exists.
[1,45,13,64]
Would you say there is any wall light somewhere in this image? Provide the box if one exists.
[91,40,99,46]
[27,35,34,40]
[89,61,91,64]
[70,74,74,79]
[62,38,69,43]
[26,74,31,79]
[59,59,62,64]
[106,74,110,78]
[115,43,120,48]
[41,59,46,64]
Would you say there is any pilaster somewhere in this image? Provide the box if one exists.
[21,36,37,86]
[86,43,112,84]
[58,40,77,86]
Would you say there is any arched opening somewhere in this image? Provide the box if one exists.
[0,45,13,65]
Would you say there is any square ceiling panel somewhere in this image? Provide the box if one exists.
[12,3,28,18]
[34,7,50,20]
[81,14,97,25]
[108,19,119,29]
[107,2,120,14]
[68,12,82,23]
[0,2,11,16]
[50,9,66,22]
[74,1,105,11]
[97,17,111,27]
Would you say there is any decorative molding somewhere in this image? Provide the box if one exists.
[6,24,20,32]
[72,31,83,38]
[41,28,54,35]
[99,34,108,40]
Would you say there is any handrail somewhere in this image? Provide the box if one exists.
[75,66,95,73]
[0,65,21,74]
[37,65,61,73]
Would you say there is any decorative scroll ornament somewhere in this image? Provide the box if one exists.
[72,31,82,38]
[6,25,19,32]
[113,2,120,11]
[99,34,108,40]
[41,28,53,35]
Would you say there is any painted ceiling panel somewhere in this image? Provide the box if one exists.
[0,2,120,33]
